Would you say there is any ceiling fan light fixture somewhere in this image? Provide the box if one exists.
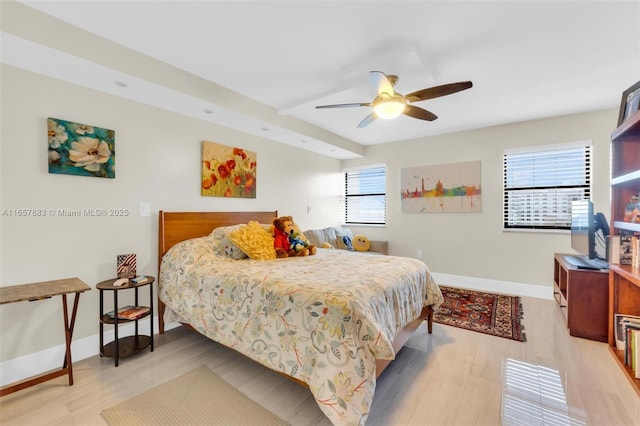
[374,98,406,119]
[314,72,472,127]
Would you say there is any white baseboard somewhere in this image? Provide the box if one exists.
[431,273,554,300]
[0,316,178,387]
[1,275,552,387]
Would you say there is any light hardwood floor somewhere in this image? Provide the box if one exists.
[1,295,638,425]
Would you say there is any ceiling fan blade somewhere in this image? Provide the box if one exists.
[315,102,370,109]
[357,112,378,128]
[370,71,395,97]
[404,105,438,121]
[406,81,473,102]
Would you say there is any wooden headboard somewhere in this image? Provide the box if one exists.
[155,209,434,383]
[157,210,278,332]
[158,210,278,259]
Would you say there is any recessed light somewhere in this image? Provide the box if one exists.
[203,109,214,114]
[115,81,128,88]
[261,127,269,132]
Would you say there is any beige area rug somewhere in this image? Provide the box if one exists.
[101,365,289,426]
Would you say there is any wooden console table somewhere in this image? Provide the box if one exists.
[553,253,609,342]
[0,277,90,396]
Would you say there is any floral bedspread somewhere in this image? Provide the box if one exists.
[159,236,443,426]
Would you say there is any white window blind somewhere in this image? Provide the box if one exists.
[345,166,386,225]
[503,143,591,230]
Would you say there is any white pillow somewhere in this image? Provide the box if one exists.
[303,227,337,247]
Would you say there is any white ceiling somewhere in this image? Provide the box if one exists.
[5,1,640,159]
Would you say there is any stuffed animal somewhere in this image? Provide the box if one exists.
[272,216,317,258]
[353,235,371,252]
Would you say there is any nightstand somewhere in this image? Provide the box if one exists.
[97,276,154,366]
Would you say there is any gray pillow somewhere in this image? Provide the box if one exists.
[304,227,337,247]
[209,225,248,259]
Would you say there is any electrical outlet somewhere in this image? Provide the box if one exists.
[140,202,151,217]
[417,249,422,259]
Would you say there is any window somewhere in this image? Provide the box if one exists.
[345,165,386,225]
[503,142,591,230]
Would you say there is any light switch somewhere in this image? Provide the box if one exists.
[140,202,151,217]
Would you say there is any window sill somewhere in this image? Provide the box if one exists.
[502,228,569,234]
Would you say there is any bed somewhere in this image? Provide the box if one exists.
[157,211,443,426]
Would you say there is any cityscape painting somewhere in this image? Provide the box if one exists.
[401,160,481,213]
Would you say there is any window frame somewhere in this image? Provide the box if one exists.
[344,164,387,225]
[503,141,592,232]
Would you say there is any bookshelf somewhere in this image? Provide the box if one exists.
[608,108,640,397]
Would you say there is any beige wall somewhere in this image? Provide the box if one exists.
[0,64,344,363]
[0,63,618,373]
[344,108,616,289]
[0,0,619,384]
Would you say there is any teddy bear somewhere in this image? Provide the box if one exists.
[272,216,317,258]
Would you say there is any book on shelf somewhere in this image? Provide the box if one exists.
[624,323,640,366]
[633,329,639,373]
[619,234,634,265]
[615,314,640,350]
[106,305,150,320]
[131,275,150,284]
[635,330,640,379]
[608,235,621,264]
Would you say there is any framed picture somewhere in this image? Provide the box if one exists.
[116,253,136,278]
[48,117,115,178]
[617,81,640,126]
[201,141,256,198]
[400,160,481,213]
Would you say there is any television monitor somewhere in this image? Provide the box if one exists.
[571,200,595,259]
[570,199,609,262]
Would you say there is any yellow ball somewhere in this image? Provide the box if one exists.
[353,235,370,251]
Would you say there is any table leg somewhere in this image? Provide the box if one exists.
[0,292,83,396]
[150,281,154,352]
[114,290,119,367]
[61,292,81,385]
[134,287,139,338]
[99,290,104,356]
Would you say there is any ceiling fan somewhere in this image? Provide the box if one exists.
[315,71,473,128]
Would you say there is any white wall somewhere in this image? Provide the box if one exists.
[0,64,344,365]
[0,65,618,387]
[343,108,616,292]
[0,1,620,385]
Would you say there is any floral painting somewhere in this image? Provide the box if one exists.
[401,160,481,213]
[201,140,256,198]
[48,117,115,178]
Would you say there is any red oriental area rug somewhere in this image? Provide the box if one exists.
[433,286,526,342]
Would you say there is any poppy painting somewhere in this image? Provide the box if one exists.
[201,141,257,198]
[47,117,115,178]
